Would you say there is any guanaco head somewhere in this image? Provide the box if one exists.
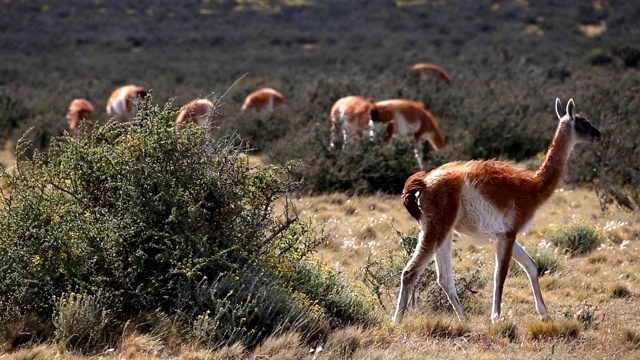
[555,98,601,144]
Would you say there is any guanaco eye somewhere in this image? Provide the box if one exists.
[574,116,590,132]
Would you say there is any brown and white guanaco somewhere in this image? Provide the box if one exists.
[393,98,601,323]
[66,98,96,131]
[373,99,446,170]
[329,95,380,150]
[240,88,284,115]
[106,85,148,118]
[406,63,453,86]
[176,99,217,128]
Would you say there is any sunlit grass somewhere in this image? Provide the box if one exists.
[527,319,581,340]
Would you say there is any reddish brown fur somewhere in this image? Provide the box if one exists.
[407,63,453,86]
[329,95,378,148]
[241,88,284,114]
[176,99,217,127]
[374,99,446,150]
[106,85,148,117]
[402,171,429,221]
[66,98,95,130]
[394,98,601,324]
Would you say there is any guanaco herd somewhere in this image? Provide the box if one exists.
[65,63,602,325]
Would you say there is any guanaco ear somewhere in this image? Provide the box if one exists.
[555,98,565,119]
[566,98,575,118]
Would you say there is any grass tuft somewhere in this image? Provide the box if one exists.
[400,317,470,339]
[120,333,164,359]
[322,326,364,358]
[488,321,519,342]
[250,332,304,359]
[527,319,581,340]
[611,284,633,299]
[620,328,640,350]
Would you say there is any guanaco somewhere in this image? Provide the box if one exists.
[106,85,148,118]
[329,95,380,149]
[240,88,284,115]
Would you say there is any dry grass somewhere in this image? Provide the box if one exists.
[3,185,640,359]
[620,328,640,350]
[488,321,519,342]
[398,317,471,339]
[527,319,581,340]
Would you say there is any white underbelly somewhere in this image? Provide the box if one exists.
[195,114,210,127]
[394,112,420,136]
[113,95,128,116]
[453,181,516,242]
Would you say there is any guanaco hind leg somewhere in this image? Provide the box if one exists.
[434,234,467,321]
[393,219,455,322]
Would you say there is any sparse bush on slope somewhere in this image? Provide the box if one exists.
[0,97,378,353]
[546,222,604,257]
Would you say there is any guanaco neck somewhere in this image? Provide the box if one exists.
[534,121,574,202]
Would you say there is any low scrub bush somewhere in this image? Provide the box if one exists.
[0,97,376,352]
[546,222,603,256]
[53,292,111,355]
[564,305,598,328]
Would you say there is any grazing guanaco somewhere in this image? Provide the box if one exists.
[329,95,380,150]
[406,63,453,86]
[393,98,601,324]
[373,99,446,170]
[240,88,284,115]
[176,99,217,128]
[106,85,148,118]
[66,98,96,131]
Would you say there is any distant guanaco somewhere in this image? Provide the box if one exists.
[373,99,446,170]
[406,63,452,86]
[240,88,284,115]
[66,98,96,131]
[329,95,380,150]
[176,99,217,128]
[106,85,148,118]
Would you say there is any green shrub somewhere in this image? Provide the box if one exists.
[546,222,603,256]
[0,96,376,351]
[188,266,326,349]
[581,72,640,211]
